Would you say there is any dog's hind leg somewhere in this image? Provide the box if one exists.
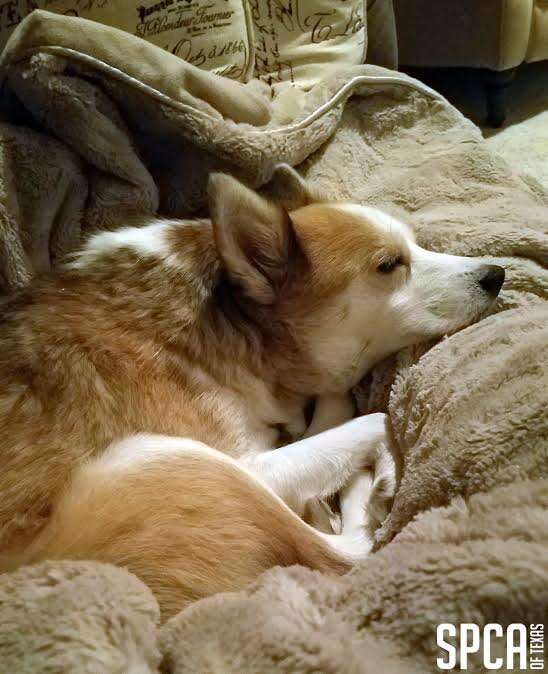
[310,472,381,561]
[314,465,397,560]
[19,434,367,617]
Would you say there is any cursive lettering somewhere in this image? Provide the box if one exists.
[305,6,363,44]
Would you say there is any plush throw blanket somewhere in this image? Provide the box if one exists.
[0,10,547,674]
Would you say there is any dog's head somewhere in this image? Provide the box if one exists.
[209,166,504,394]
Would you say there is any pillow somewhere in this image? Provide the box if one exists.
[0,0,254,82]
[249,0,367,89]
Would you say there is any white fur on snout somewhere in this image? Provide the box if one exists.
[394,244,495,335]
[338,204,497,330]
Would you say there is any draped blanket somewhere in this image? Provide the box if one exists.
[0,10,546,673]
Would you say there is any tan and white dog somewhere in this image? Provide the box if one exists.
[0,166,504,619]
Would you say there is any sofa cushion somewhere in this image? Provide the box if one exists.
[394,0,542,70]
[527,0,548,63]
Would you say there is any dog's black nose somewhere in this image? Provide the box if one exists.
[478,265,505,297]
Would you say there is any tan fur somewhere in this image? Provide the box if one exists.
[13,441,348,620]
[290,203,410,293]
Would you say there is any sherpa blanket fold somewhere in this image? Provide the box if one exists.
[0,10,547,674]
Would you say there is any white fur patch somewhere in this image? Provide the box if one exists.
[337,204,416,242]
[99,434,226,472]
[68,220,177,269]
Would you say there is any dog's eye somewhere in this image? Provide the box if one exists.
[377,257,403,274]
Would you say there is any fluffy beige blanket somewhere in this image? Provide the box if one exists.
[0,10,546,673]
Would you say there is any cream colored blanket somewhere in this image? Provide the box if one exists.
[0,10,547,674]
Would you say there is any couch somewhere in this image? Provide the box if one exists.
[394,0,548,125]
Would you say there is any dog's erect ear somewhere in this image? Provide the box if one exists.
[208,173,293,305]
[265,164,316,211]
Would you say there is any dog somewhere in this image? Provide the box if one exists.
[0,165,504,619]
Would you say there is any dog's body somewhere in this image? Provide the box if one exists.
[0,167,504,619]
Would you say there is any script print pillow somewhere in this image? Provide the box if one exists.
[0,0,254,82]
[249,0,367,89]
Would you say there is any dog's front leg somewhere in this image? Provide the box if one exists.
[302,393,356,534]
[304,393,355,437]
[242,413,391,517]
[301,393,356,532]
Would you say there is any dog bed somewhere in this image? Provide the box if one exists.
[0,7,546,673]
